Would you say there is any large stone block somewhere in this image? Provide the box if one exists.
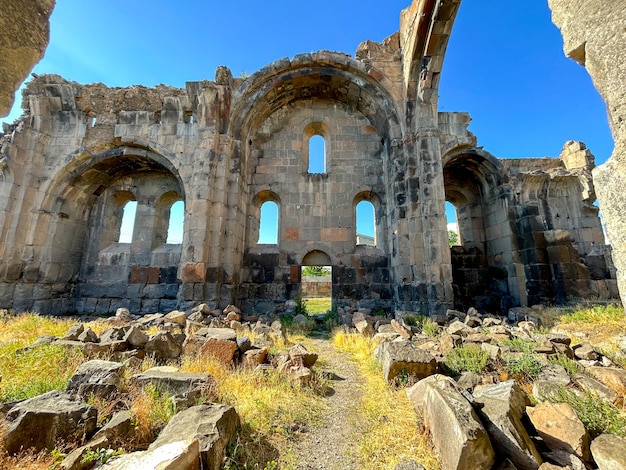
[408,375,495,470]
[2,391,97,454]
[473,381,542,470]
[149,404,239,470]
[376,340,437,383]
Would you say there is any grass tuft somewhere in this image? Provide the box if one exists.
[129,383,176,445]
[444,344,490,375]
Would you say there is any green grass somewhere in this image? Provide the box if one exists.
[0,342,85,402]
[548,354,581,378]
[504,353,543,380]
[0,313,91,402]
[500,337,537,354]
[559,304,625,325]
[444,344,490,375]
[303,297,332,315]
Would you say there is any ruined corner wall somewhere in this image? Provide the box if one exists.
[0,0,55,117]
[548,1,626,309]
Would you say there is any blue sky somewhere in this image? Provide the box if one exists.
[2,1,613,237]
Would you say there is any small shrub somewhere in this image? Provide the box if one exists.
[421,319,440,338]
[501,337,537,354]
[280,314,315,336]
[444,344,490,375]
[545,387,626,438]
[402,315,424,327]
[504,353,543,380]
[295,298,308,317]
[81,448,123,465]
[322,310,341,332]
[371,308,387,317]
[548,354,581,378]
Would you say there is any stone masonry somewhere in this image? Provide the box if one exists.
[548,1,626,310]
[0,0,618,316]
[0,0,55,117]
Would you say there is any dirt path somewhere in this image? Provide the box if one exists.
[289,337,364,470]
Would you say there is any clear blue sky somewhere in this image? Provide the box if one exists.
[2,1,613,235]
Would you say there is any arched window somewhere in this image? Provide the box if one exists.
[258,201,279,244]
[166,200,184,244]
[445,201,460,246]
[118,200,137,243]
[308,134,326,173]
[356,200,376,245]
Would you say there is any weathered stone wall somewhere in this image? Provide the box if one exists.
[548,1,626,309]
[0,0,618,316]
[0,0,55,117]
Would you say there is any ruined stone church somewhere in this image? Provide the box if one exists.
[0,1,618,316]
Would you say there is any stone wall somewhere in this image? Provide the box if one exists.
[0,0,55,117]
[548,1,626,310]
[0,0,618,316]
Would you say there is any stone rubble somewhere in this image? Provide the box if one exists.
[355,305,626,470]
[0,304,326,469]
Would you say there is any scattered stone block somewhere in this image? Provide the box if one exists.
[164,310,187,327]
[101,438,200,470]
[149,404,239,470]
[63,324,84,341]
[526,402,590,462]
[590,433,626,470]
[123,324,148,347]
[587,366,626,394]
[391,319,412,339]
[132,368,213,396]
[66,359,124,399]
[145,331,182,360]
[473,380,543,470]
[288,343,318,368]
[418,375,495,470]
[2,391,97,454]
[199,338,239,366]
[376,341,437,383]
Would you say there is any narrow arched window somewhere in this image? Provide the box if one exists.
[258,201,278,244]
[356,200,375,246]
[308,135,326,173]
[446,201,460,246]
[118,200,137,243]
[166,200,184,244]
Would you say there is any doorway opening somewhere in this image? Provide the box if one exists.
[301,250,332,314]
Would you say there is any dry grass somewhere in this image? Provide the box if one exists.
[180,351,326,469]
[332,331,440,470]
[129,383,176,446]
[545,305,626,365]
[0,447,58,470]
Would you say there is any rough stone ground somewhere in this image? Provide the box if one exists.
[289,337,364,470]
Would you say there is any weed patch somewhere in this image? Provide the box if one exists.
[444,344,490,375]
